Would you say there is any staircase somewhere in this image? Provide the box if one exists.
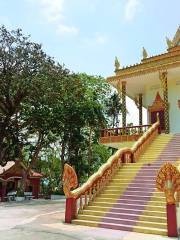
[72,134,180,235]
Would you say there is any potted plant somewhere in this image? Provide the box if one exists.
[15,187,25,201]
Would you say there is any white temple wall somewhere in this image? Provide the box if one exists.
[143,78,180,134]
[168,79,180,133]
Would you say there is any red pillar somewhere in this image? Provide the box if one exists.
[14,179,18,190]
[65,198,77,223]
[31,179,40,199]
[1,181,7,202]
[166,203,178,237]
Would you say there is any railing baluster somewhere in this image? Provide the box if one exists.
[84,192,87,207]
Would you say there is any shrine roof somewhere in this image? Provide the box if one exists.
[0,161,43,178]
[0,161,15,175]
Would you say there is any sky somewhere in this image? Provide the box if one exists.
[0,0,179,125]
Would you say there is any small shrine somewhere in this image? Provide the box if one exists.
[0,161,43,201]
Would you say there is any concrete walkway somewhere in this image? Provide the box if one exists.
[0,199,178,240]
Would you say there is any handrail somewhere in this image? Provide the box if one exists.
[101,124,151,137]
[63,116,160,223]
[101,124,151,132]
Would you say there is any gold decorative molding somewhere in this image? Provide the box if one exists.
[156,162,180,204]
[148,92,165,112]
[107,48,180,82]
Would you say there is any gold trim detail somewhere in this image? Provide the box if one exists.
[156,162,180,204]
[148,92,165,112]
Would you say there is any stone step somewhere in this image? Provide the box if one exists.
[112,177,157,181]
[82,210,167,223]
[77,214,167,229]
[91,202,165,212]
[94,198,165,206]
[99,191,164,198]
[97,194,165,201]
[109,179,157,184]
[72,219,167,235]
[94,197,166,203]
[106,185,156,190]
[86,206,166,217]
[103,187,156,193]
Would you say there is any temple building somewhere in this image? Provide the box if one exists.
[63,26,180,237]
[100,26,180,147]
[0,161,43,201]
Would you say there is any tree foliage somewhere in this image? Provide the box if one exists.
[0,26,120,192]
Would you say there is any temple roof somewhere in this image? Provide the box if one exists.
[106,26,180,104]
[0,161,43,179]
[108,26,180,81]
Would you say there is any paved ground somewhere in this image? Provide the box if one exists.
[0,199,178,240]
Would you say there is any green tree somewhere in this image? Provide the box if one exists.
[0,25,69,166]
[106,92,122,128]
[0,26,112,191]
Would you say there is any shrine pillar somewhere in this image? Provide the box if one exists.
[121,81,127,128]
[159,71,169,134]
[1,181,7,202]
[31,178,40,199]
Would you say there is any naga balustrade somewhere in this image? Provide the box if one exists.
[132,119,160,162]
[156,162,180,237]
[63,117,160,224]
[100,125,151,144]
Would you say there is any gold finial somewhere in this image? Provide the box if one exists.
[172,25,180,47]
[114,56,120,71]
[142,47,148,59]
[166,37,172,49]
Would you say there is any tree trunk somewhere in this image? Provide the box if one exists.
[30,132,44,168]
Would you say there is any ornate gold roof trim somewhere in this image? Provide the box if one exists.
[107,60,180,82]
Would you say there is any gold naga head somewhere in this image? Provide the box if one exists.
[156,162,180,204]
[62,163,78,198]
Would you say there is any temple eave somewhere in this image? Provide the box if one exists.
[107,60,180,83]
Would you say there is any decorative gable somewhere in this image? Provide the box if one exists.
[148,92,165,112]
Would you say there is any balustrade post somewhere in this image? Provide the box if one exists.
[89,187,92,204]
[166,203,178,237]
[65,197,77,223]
[121,152,125,163]
[84,192,87,206]
[131,152,135,163]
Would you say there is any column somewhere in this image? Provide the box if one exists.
[1,181,7,202]
[31,179,40,199]
[121,81,127,129]
[138,94,143,126]
[159,71,169,134]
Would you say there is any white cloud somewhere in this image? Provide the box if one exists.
[28,0,79,37]
[96,35,108,45]
[124,0,141,21]
[56,24,79,36]
[83,33,108,47]
[39,0,64,23]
